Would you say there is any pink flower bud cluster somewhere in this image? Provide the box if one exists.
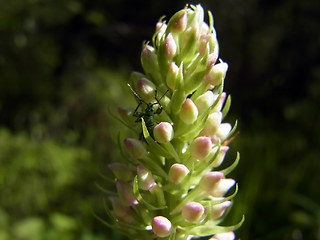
[104,4,242,240]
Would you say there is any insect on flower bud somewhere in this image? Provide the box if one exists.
[210,232,235,240]
[165,33,177,59]
[116,180,138,206]
[137,164,156,190]
[152,216,172,237]
[199,171,224,194]
[216,123,232,142]
[168,163,190,184]
[182,202,205,222]
[166,61,179,90]
[153,122,174,143]
[195,91,215,114]
[211,201,232,219]
[204,62,228,86]
[180,98,199,124]
[141,44,158,74]
[108,163,135,182]
[190,136,213,160]
[200,112,222,136]
[136,77,156,103]
[124,138,148,159]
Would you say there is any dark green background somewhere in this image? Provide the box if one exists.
[0,0,319,239]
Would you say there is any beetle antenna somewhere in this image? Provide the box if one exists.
[154,89,169,106]
[127,83,146,104]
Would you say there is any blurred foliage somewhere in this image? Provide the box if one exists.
[0,0,319,239]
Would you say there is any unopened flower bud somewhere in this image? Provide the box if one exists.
[124,138,148,159]
[109,196,136,223]
[166,62,179,90]
[182,202,205,222]
[195,91,215,114]
[211,146,229,167]
[152,216,172,237]
[207,44,219,67]
[171,10,187,32]
[136,77,156,102]
[204,62,228,86]
[141,44,158,74]
[199,171,224,194]
[180,98,198,124]
[137,164,156,190]
[116,180,138,206]
[210,178,236,198]
[216,123,232,141]
[190,137,212,160]
[210,232,235,240]
[201,112,222,136]
[211,201,232,219]
[130,71,146,83]
[118,107,134,124]
[108,163,135,182]
[153,122,174,143]
[168,164,190,184]
[165,33,177,59]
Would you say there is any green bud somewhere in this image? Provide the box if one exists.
[153,122,174,143]
[179,98,198,124]
[200,112,222,136]
[168,163,190,184]
[116,180,138,206]
[108,163,135,182]
[137,164,156,190]
[204,62,228,86]
[211,201,232,219]
[141,44,159,74]
[195,91,215,114]
[136,77,156,103]
[152,216,172,237]
[124,138,148,159]
[182,202,205,222]
[166,61,179,90]
[190,136,213,160]
[165,33,177,59]
[109,196,136,223]
[167,10,188,33]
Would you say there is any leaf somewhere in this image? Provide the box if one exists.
[221,94,231,120]
[221,152,240,176]
[185,215,245,237]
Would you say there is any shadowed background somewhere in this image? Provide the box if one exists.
[0,0,319,239]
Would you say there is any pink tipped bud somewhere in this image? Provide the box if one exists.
[211,146,229,167]
[108,196,136,223]
[136,77,156,102]
[116,180,138,206]
[210,232,235,240]
[153,122,174,143]
[152,216,172,237]
[130,71,146,83]
[216,123,232,141]
[165,33,177,59]
[195,91,215,114]
[199,171,224,194]
[171,11,187,32]
[190,137,212,160]
[182,202,205,222]
[200,112,222,136]
[168,164,190,184]
[212,92,227,112]
[137,164,156,190]
[179,98,198,124]
[211,201,232,219]
[207,47,219,67]
[210,178,236,198]
[204,62,228,86]
[141,44,158,74]
[108,163,135,182]
[124,138,148,159]
[166,62,179,90]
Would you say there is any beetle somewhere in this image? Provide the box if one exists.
[127,83,168,135]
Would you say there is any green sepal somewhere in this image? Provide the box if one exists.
[208,11,214,33]
[221,94,231,119]
[224,120,238,142]
[221,152,240,176]
[185,215,245,237]
[133,176,167,210]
